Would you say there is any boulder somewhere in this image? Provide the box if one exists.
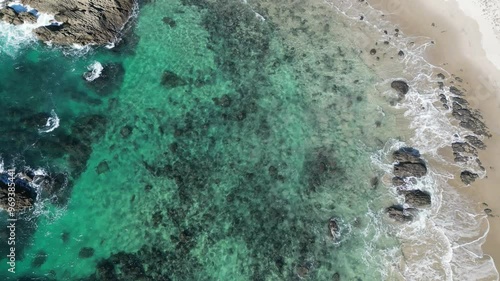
[386,205,414,222]
[465,135,486,150]
[391,80,409,96]
[394,162,427,178]
[328,217,339,239]
[402,190,431,207]
[460,171,478,185]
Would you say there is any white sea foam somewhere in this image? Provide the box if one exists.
[38,109,60,133]
[329,0,499,280]
[83,61,103,82]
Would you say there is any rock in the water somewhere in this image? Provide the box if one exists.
[392,176,406,187]
[120,125,133,138]
[79,247,95,258]
[403,190,431,207]
[328,217,339,239]
[394,162,427,178]
[460,170,478,185]
[96,161,110,174]
[393,147,421,163]
[465,135,486,150]
[391,80,409,96]
[86,63,125,96]
[162,16,176,27]
[386,205,414,222]
[18,0,135,45]
[161,70,187,89]
[449,86,463,95]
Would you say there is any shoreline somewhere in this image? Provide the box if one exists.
[370,0,500,273]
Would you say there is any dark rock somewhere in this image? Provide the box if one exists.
[403,190,431,207]
[437,73,445,79]
[398,50,404,56]
[96,161,110,174]
[162,17,176,27]
[386,205,413,222]
[212,94,232,107]
[391,80,409,96]
[392,177,405,187]
[79,247,95,258]
[484,208,492,215]
[32,251,47,268]
[449,86,463,96]
[452,142,477,155]
[328,217,339,239]
[333,272,341,281]
[460,171,478,185]
[120,125,133,138]
[61,232,70,243]
[452,96,468,105]
[21,0,135,45]
[370,48,376,55]
[465,135,486,149]
[0,7,36,25]
[439,94,447,104]
[86,63,125,96]
[393,147,421,163]
[161,70,187,89]
[394,162,427,178]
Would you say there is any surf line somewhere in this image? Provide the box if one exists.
[6,168,16,274]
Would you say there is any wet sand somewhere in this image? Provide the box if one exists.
[369,0,500,271]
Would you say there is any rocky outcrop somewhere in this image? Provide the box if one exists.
[0,171,37,213]
[391,80,409,96]
[10,0,136,45]
[401,189,431,207]
[0,7,37,25]
[460,170,479,185]
[386,205,414,222]
[393,147,427,178]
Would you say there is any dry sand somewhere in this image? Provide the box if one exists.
[369,0,500,271]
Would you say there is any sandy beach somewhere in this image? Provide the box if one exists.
[369,0,500,273]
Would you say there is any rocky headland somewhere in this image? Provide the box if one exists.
[0,0,136,45]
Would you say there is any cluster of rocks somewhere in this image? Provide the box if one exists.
[1,0,136,46]
[0,170,37,212]
[0,6,37,25]
[386,147,431,223]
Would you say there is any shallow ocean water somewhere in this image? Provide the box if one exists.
[0,0,497,280]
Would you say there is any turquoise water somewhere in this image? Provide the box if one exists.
[0,0,402,280]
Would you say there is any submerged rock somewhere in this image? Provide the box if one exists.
[391,80,409,96]
[328,217,339,239]
[161,70,187,89]
[79,247,95,258]
[85,63,125,96]
[460,171,479,185]
[0,171,37,213]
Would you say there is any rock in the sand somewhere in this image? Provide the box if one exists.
[394,162,427,178]
[328,217,340,239]
[402,190,431,207]
[460,170,479,185]
[96,161,110,175]
[452,142,477,155]
[14,0,135,45]
[391,80,409,96]
[392,147,427,178]
[386,205,414,222]
[449,86,463,96]
[452,102,490,137]
[465,135,486,150]
[393,147,421,163]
